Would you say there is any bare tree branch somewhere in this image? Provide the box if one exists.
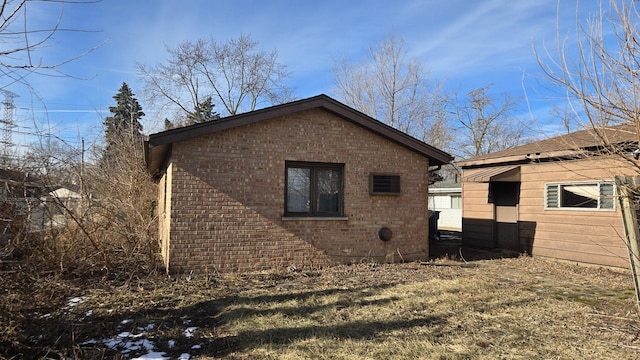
[450,84,526,158]
[332,32,452,150]
[0,0,102,90]
[138,33,293,124]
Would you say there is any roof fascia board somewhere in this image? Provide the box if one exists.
[457,149,593,168]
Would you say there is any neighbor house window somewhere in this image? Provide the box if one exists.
[545,182,614,210]
[370,174,401,195]
[451,195,462,209]
[285,161,344,216]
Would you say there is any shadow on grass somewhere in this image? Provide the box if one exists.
[47,283,412,358]
[210,316,445,356]
[4,270,547,359]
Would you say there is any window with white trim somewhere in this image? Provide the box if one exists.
[451,195,462,209]
[545,182,614,210]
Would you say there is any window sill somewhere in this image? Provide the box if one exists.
[282,216,349,221]
[544,207,615,212]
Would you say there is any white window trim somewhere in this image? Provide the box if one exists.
[544,180,615,211]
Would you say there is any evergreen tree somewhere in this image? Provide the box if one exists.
[186,96,220,125]
[164,118,175,130]
[102,82,145,164]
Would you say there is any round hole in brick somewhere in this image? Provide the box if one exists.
[378,227,393,241]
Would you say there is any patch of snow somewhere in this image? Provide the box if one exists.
[191,344,201,350]
[85,310,93,317]
[82,321,197,359]
[184,327,198,338]
[67,297,84,307]
[131,350,169,360]
[118,331,145,339]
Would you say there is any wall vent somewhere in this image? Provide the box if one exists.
[370,174,401,195]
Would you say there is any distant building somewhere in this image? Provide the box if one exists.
[428,178,462,232]
[0,168,44,236]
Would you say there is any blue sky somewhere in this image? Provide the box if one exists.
[4,0,603,154]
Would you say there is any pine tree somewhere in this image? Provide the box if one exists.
[186,96,220,125]
[102,82,145,165]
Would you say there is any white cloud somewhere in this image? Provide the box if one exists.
[0,0,611,145]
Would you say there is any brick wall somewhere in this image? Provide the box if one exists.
[162,108,430,273]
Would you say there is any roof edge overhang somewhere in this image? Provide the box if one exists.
[455,148,595,168]
[463,165,521,182]
[456,155,528,168]
[145,95,453,175]
[428,187,462,194]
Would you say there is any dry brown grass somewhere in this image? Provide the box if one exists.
[1,256,639,359]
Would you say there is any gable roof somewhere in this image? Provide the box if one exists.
[145,94,453,175]
[456,124,638,168]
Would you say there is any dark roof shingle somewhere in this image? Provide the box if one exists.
[457,124,638,167]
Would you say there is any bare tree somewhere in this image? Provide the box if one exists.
[137,33,294,121]
[450,84,526,158]
[0,0,100,90]
[332,33,451,150]
[537,0,640,140]
[537,0,640,308]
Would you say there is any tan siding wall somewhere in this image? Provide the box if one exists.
[461,180,494,247]
[463,157,633,268]
[166,108,429,273]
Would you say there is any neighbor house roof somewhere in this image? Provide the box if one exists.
[0,168,44,188]
[456,124,638,168]
[145,94,453,175]
[429,178,462,190]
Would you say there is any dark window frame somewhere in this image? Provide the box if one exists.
[369,173,401,195]
[285,161,345,217]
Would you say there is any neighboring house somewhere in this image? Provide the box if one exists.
[145,94,453,273]
[457,125,638,268]
[39,186,84,229]
[428,178,462,232]
[0,168,44,236]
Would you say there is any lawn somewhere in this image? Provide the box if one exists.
[2,256,639,359]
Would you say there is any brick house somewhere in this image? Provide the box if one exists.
[145,94,452,273]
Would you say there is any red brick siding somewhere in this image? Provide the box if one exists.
[164,108,429,272]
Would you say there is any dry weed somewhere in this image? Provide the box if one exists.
[1,257,639,359]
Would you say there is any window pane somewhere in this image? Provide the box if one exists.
[561,184,598,208]
[546,185,558,208]
[317,169,340,213]
[600,183,614,209]
[287,168,310,212]
[451,195,461,209]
